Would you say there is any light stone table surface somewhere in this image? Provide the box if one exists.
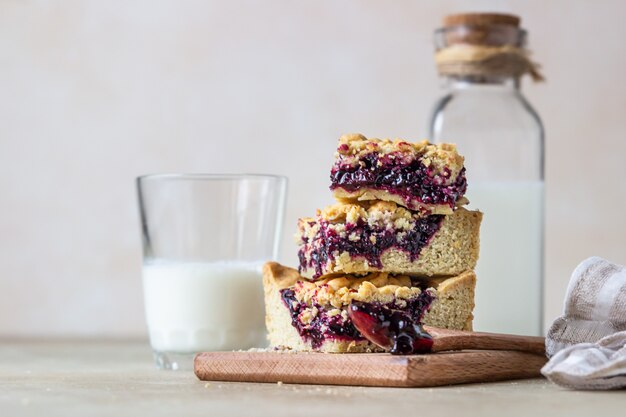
[1,340,624,417]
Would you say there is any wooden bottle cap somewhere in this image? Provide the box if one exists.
[443,13,520,28]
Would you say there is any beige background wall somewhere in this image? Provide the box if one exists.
[1,0,625,338]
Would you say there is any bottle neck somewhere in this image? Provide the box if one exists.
[444,75,521,91]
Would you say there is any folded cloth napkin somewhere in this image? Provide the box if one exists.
[542,256,626,389]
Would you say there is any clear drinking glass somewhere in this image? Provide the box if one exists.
[137,174,287,369]
[429,22,544,336]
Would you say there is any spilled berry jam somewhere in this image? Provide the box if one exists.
[348,295,435,355]
[298,215,444,279]
[330,152,467,210]
[280,287,435,352]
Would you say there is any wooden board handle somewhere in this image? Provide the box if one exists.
[425,326,546,356]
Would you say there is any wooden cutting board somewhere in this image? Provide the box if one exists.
[194,350,547,388]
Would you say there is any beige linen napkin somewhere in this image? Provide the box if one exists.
[542,256,626,389]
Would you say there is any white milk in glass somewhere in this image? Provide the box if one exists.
[142,260,266,352]
[468,181,543,336]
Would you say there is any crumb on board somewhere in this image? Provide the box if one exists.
[235,346,301,354]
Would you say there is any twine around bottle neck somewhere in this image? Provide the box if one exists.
[435,44,544,82]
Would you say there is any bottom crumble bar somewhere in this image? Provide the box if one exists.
[263,262,475,353]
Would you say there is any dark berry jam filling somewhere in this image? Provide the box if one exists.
[280,287,435,352]
[298,215,444,279]
[280,288,361,349]
[330,152,467,209]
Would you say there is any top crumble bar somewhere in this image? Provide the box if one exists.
[329,133,467,214]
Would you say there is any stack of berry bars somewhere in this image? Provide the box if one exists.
[263,133,482,354]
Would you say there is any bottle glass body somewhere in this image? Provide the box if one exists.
[429,76,544,336]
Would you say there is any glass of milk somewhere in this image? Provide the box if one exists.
[137,174,287,369]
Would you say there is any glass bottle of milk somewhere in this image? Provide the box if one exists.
[429,13,544,336]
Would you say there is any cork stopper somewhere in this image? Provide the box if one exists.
[435,12,542,82]
[439,13,524,47]
[443,13,520,28]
